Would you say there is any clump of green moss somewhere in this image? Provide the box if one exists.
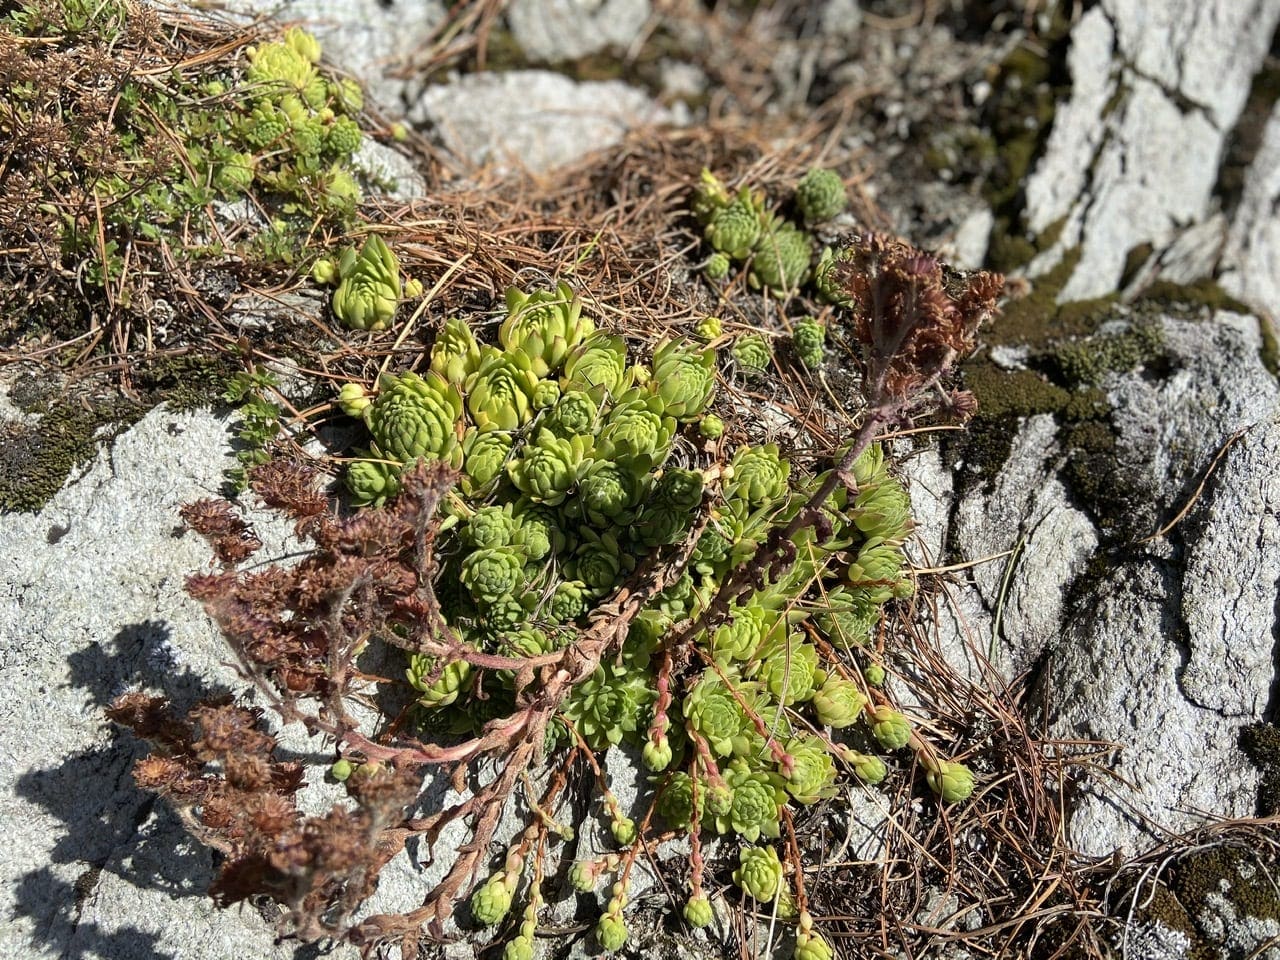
[1053,321,1165,386]
[1171,845,1280,935]
[1240,722,1280,816]
[0,396,143,513]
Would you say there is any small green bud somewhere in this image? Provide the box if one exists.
[698,414,724,439]
[695,316,723,340]
[865,662,885,686]
[329,758,354,781]
[683,895,714,928]
[596,914,628,952]
[569,860,598,892]
[312,258,338,285]
[390,121,409,141]
[610,816,637,845]
[642,736,673,772]
[336,382,371,417]
[869,705,911,750]
[926,759,975,803]
[703,251,731,280]
[471,875,514,926]
[403,277,424,299]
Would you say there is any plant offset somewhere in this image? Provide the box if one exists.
[111,146,1003,955]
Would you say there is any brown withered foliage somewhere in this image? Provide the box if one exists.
[179,499,263,566]
[832,232,1003,406]
[113,457,697,955]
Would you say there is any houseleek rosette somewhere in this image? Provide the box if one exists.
[683,672,753,758]
[794,167,847,224]
[576,459,647,527]
[792,317,826,369]
[731,333,772,372]
[811,676,868,728]
[715,760,787,841]
[332,234,402,331]
[461,429,513,495]
[430,317,482,386]
[750,223,814,295]
[780,736,838,804]
[500,281,595,377]
[507,428,591,505]
[365,370,462,465]
[460,547,525,605]
[545,389,600,438]
[705,188,763,259]
[594,390,675,469]
[650,338,716,421]
[562,333,629,397]
[465,346,539,432]
[732,846,784,901]
[724,443,790,507]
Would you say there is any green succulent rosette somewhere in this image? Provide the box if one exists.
[792,317,825,369]
[331,234,402,331]
[703,251,731,281]
[926,759,975,803]
[500,281,595,377]
[724,443,790,507]
[507,428,591,505]
[846,538,906,604]
[365,370,463,466]
[464,346,539,432]
[754,635,819,706]
[512,500,564,561]
[460,547,524,605]
[570,529,634,595]
[596,913,628,952]
[561,332,629,398]
[814,586,875,647]
[853,478,914,543]
[850,442,887,487]
[868,705,912,750]
[576,458,647,527]
[650,339,717,421]
[700,408,726,437]
[683,672,754,758]
[656,771,702,830]
[460,428,513,496]
[731,333,772,373]
[246,35,326,107]
[562,665,653,748]
[545,389,601,438]
[794,168,847,224]
[547,579,591,623]
[780,736,838,804]
[714,760,787,841]
[692,167,732,224]
[708,601,770,663]
[683,895,714,928]
[847,750,888,785]
[732,846,784,902]
[594,390,676,469]
[750,223,814,295]
[470,874,514,926]
[531,378,561,410]
[632,467,704,547]
[795,928,835,960]
[705,187,763,260]
[406,656,471,708]
[345,457,400,507]
[811,676,868,728]
[429,317,482,386]
[695,316,723,341]
[813,246,853,306]
[463,503,520,548]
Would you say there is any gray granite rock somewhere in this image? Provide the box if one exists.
[0,404,305,960]
[506,0,652,64]
[908,308,1280,860]
[408,70,670,173]
[1220,100,1280,314]
[1023,0,1280,300]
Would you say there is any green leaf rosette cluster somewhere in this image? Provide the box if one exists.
[693,167,848,296]
[332,281,972,955]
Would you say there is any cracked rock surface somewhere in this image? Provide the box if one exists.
[1023,0,1280,302]
[911,309,1280,859]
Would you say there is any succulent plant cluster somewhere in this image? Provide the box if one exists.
[693,167,848,296]
[2,13,366,292]
[328,281,974,957]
